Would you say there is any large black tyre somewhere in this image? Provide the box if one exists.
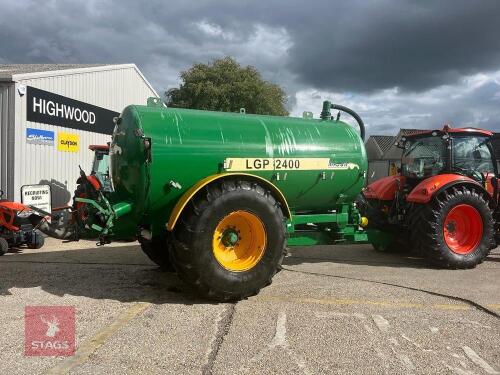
[0,237,8,255]
[27,230,45,249]
[139,235,175,272]
[356,193,409,253]
[72,183,85,209]
[72,183,89,227]
[171,179,287,301]
[407,204,427,257]
[372,239,406,253]
[412,185,493,268]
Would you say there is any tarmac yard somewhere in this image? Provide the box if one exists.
[0,239,499,374]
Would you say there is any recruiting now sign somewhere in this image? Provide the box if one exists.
[26,86,119,135]
[21,184,51,213]
[57,132,80,153]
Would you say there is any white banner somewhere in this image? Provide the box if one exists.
[21,184,51,213]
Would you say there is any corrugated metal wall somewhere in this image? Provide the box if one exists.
[13,66,157,204]
[367,160,401,184]
[0,83,15,200]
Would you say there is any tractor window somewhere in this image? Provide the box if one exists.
[452,136,494,174]
[401,136,446,178]
[92,152,110,175]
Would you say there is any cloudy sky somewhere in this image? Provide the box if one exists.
[1,0,500,136]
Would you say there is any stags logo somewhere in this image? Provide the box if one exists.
[25,306,75,356]
[41,315,60,337]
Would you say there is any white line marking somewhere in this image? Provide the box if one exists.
[270,311,287,348]
[460,361,469,369]
[391,347,416,372]
[388,337,399,346]
[401,334,434,353]
[240,311,312,375]
[374,347,391,374]
[372,315,390,332]
[444,362,477,375]
[462,346,499,374]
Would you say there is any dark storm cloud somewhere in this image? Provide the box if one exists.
[285,0,500,92]
[1,0,500,135]
[2,0,499,93]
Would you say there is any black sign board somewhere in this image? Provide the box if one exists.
[26,86,119,135]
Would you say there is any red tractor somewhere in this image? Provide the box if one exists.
[361,125,499,268]
[75,144,111,195]
[0,189,45,255]
[73,144,111,219]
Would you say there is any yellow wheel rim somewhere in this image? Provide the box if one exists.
[212,210,267,272]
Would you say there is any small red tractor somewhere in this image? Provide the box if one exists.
[360,125,499,268]
[72,144,111,220]
[0,189,45,255]
[75,144,111,196]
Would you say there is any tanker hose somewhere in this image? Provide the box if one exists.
[331,104,366,142]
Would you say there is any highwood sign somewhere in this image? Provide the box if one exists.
[26,86,119,135]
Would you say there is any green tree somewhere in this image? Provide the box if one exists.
[165,57,289,116]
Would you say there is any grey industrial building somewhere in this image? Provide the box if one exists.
[0,64,158,206]
[365,129,428,183]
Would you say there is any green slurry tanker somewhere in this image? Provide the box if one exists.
[42,99,382,301]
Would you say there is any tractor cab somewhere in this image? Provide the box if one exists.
[87,144,112,192]
[399,126,496,188]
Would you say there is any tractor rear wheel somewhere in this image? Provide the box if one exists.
[171,179,286,301]
[27,230,45,249]
[139,235,175,272]
[72,183,89,226]
[0,237,8,255]
[413,186,493,268]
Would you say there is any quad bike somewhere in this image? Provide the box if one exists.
[360,124,500,269]
[0,189,45,255]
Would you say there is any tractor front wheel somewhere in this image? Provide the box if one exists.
[171,179,286,301]
[27,230,45,249]
[0,237,8,255]
[413,186,493,268]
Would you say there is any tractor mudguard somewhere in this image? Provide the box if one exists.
[86,175,101,191]
[0,201,31,231]
[406,174,489,204]
[76,175,101,190]
[364,175,406,201]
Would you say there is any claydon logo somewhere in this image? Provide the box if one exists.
[25,306,75,356]
[57,131,79,153]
